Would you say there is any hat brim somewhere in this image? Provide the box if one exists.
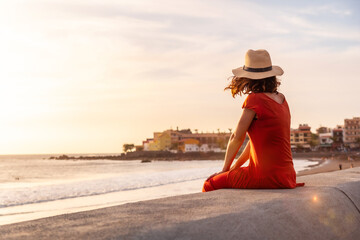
[232,65,283,79]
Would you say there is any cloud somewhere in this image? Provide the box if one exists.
[297,4,352,16]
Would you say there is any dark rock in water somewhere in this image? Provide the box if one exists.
[57,155,70,160]
[141,159,152,163]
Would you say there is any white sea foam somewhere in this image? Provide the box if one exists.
[0,165,219,207]
[0,158,317,208]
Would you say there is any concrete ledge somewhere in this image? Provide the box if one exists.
[1,168,359,240]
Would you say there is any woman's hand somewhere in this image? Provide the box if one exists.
[206,171,225,181]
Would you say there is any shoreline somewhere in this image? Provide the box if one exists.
[296,157,357,176]
[48,151,359,178]
[48,151,360,161]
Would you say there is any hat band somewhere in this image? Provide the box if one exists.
[243,65,272,72]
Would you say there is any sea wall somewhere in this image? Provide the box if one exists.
[1,168,359,240]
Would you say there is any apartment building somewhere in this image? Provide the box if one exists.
[332,125,344,149]
[290,124,312,150]
[344,117,360,148]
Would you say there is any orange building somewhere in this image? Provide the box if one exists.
[290,124,312,150]
[178,138,200,153]
[142,127,231,151]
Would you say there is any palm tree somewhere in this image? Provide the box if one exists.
[228,128,232,133]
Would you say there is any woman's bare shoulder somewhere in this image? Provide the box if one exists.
[278,92,285,99]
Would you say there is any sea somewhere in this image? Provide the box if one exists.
[0,154,319,225]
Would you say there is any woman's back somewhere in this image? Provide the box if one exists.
[228,92,297,189]
[245,93,294,172]
[202,49,304,192]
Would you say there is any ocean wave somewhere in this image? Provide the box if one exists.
[0,167,219,208]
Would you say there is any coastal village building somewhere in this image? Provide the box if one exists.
[315,125,344,151]
[344,117,360,148]
[290,124,312,150]
[138,118,356,153]
[316,126,331,134]
[332,125,344,150]
[319,132,333,149]
[142,128,231,153]
[199,144,210,152]
[179,139,200,153]
[178,131,231,150]
[142,138,153,151]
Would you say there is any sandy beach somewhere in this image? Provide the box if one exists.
[295,152,359,176]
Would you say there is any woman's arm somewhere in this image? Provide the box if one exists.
[229,141,250,171]
[222,108,255,172]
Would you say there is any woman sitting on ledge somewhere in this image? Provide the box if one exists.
[203,49,305,192]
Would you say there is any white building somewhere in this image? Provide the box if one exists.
[143,140,150,151]
[199,144,210,152]
[319,132,333,147]
[211,147,224,153]
[184,144,199,152]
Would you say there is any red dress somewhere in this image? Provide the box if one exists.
[203,93,304,191]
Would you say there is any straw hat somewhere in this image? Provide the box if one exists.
[232,49,283,79]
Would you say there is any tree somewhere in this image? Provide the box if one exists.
[123,144,135,153]
[228,128,232,133]
[309,139,318,148]
[309,133,319,147]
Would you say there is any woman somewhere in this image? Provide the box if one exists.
[203,49,304,192]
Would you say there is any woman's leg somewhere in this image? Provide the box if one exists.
[202,171,230,192]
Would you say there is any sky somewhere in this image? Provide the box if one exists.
[0,0,359,154]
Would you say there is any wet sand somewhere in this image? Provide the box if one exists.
[297,156,358,177]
